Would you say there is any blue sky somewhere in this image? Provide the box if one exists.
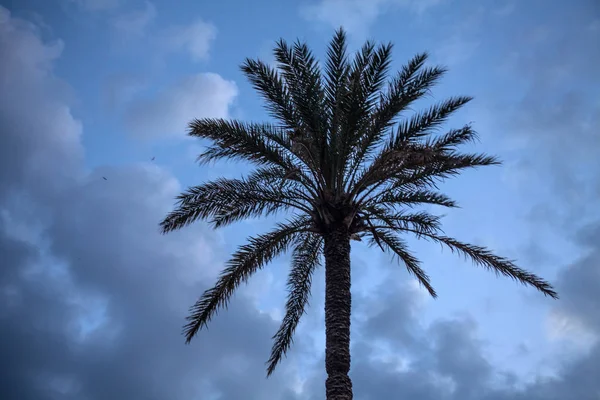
[0,0,598,399]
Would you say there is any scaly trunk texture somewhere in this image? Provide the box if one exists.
[323,225,353,400]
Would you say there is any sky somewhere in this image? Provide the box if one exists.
[0,0,598,399]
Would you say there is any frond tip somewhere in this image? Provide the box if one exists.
[368,229,438,298]
[430,235,559,299]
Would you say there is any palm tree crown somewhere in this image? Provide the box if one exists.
[160,28,557,380]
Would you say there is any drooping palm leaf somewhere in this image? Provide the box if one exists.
[368,221,558,298]
[368,228,437,297]
[423,234,558,298]
[182,216,312,343]
[266,232,323,376]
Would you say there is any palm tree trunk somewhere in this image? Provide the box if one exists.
[323,225,353,400]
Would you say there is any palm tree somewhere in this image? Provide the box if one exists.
[160,28,558,400]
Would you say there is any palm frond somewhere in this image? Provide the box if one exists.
[270,39,332,191]
[273,39,326,145]
[349,96,472,197]
[363,206,443,236]
[348,145,426,200]
[367,228,437,297]
[182,216,311,343]
[366,188,458,209]
[355,124,482,195]
[190,119,294,170]
[344,56,447,192]
[403,230,558,298]
[396,152,501,190]
[245,166,302,186]
[267,233,323,376]
[240,58,299,130]
[335,41,394,191]
[245,165,312,195]
[354,147,500,203]
[189,118,327,195]
[425,124,479,151]
[323,28,350,142]
[391,96,473,145]
[159,175,312,233]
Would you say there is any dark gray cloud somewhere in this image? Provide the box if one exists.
[502,7,600,398]
[299,249,600,399]
[1,2,599,400]
[0,7,300,400]
[303,2,600,399]
[497,1,599,225]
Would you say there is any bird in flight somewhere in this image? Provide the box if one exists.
[102,177,107,181]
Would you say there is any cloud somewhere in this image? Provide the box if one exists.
[124,72,238,139]
[523,225,600,400]
[110,1,157,39]
[301,0,447,36]
[546,309,598,354]
[107,3,216,62]
[0,6,82,200]
[160,18,217,62]
[489,2,600,397]
[2,3,600,400]
[0,7,300,400]
[298,6,600,398]
[301,0,390,35]
[301,282,503,399]
[300,262,600,399]
[496,4,599,227]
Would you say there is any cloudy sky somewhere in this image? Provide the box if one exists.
[0,0,598,398]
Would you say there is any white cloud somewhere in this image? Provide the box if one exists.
[301,0,388,36]
[110,1,156,39]
[124,73,238,139]
[109,5,216,63]
[301,0,447,36]
[160,18,217,62]
[546,309,598,353]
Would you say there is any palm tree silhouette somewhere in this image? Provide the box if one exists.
[160,28,557,400]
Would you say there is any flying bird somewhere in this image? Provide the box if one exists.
[102,177,107,181]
